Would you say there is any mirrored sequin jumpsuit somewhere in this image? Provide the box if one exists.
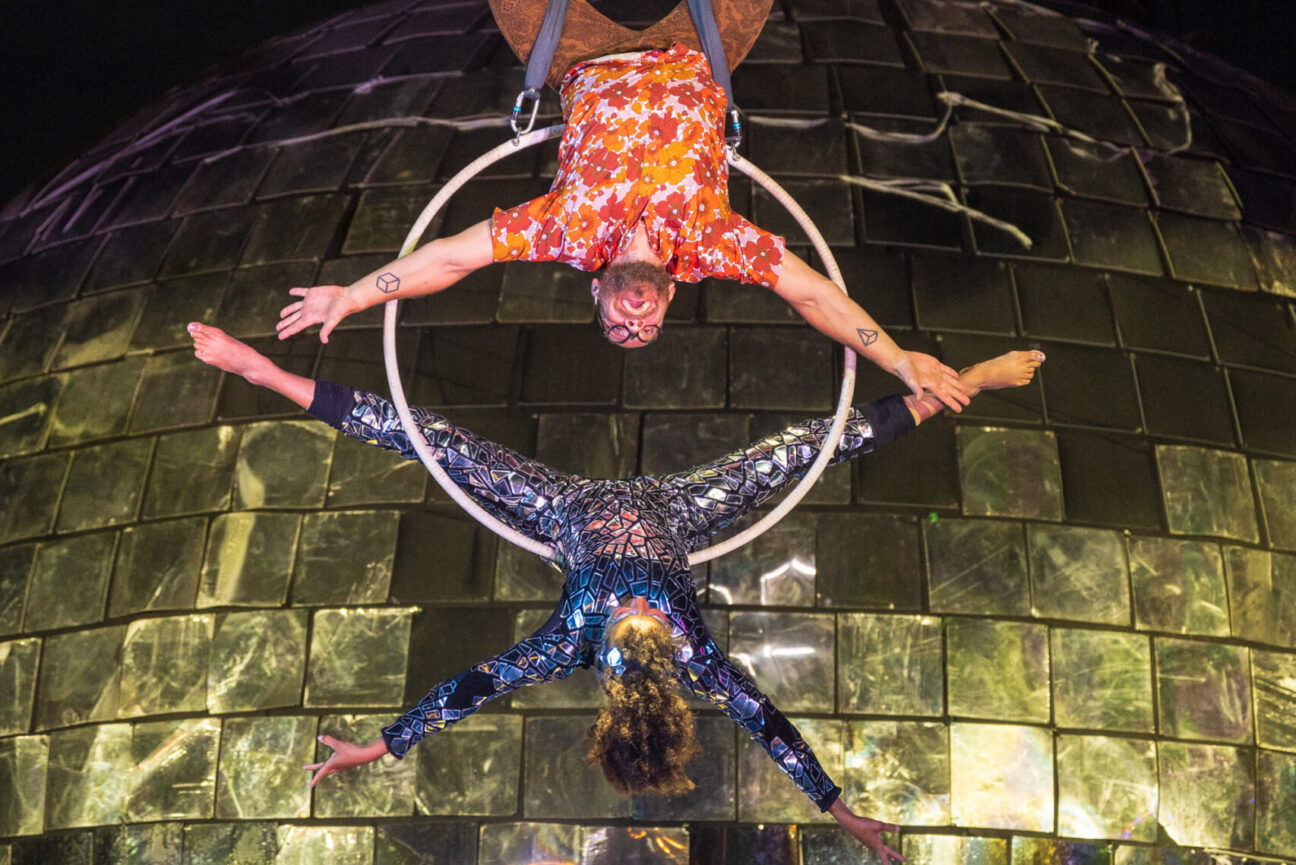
[307,381,914,812]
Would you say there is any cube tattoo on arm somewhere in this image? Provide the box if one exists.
[376,272,401,293]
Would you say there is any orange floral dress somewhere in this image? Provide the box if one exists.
[490,42,785,288]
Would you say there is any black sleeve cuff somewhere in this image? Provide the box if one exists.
[381,727,405,760]
[817,783,843,812]
[306,380,356,429]
[857,393,916,448]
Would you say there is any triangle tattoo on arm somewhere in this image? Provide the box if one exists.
[857,328,878,347]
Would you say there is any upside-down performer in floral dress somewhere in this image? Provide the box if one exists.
[274,42,969,414]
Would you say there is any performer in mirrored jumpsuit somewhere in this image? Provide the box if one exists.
[188,320,1043,861]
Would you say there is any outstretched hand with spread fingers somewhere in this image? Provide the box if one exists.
[277,285,353,344]
[829,799,906,865]
[893,350,969,413]
[303,734,389,787]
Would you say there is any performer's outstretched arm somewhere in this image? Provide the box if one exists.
[680,645,842,811]
[774,252,968,411]
[276,220,496,343]
[189,322,577,542]
[305,609,580,785]
[665,350,1045,542]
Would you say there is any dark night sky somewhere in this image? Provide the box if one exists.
[2,0,1294,207]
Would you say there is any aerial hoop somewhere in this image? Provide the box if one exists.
[383,125,857,566]
[488,0,773,91]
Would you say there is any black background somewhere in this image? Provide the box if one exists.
[2,0,1294,206]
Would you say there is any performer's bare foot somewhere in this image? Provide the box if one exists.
[959,350,1045,397]
[188,322,275,386]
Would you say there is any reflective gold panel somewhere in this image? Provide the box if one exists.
[950,722,1054,832]
[1257,748,1296,858]
[926,518,1030,616]
[709,512,815,606]
[23,532,114,632]
[312,714,415,818]
[304,607,415,707]
[1128,536,1228,636]
[0,375,57,459]
[739,717,842,824]
[127,717,220,822]
[1155,637,1252,742]
[1051,628,1154,732]
[1157,445,1259,542]
[182,822,277,865]
[494,540,565,601]
[0,637,39,734]
[109,518,205,617]
[0,544,33,636]
[375,822,478,865]
[290,510,398,605]
[524,715,629,819]
[118,614,213,718]
[0,735,48,836]
[838,613,943,716]
[274,825,373,865]
[416,713,522,816]
[729,611,835,712]
[1056,734,1157,842]
[95,822,183,865]
[197,512,300,608]
[44,723,132,829]
[845,720,950,825]
[0,453,66,544]
[56,438,152,533]
[1010,837,1113,865]
[581,826,690,865]
[206,609,307,714]
[1157,740,1254,849]
[215,715,316,819]
[1028,525,1130,626]
[902,834,1008,865]
[536,412,639,478]
[958,427,1063,520]
[326,433,426,507]
[1225,547,1296,649]
[233,420,334,509]
[477,822,581,865]
[36,626,125,730]
[1253,458,1296,551]
[48,358,143,446]
[947,619,1049,723]
[816,512,923,609]
[8,833,92,864]
[128,350,220,433]
[1252,648,1296,751]
[143,426,239,519]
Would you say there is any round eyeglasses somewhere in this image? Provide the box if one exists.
[597,306,661,345]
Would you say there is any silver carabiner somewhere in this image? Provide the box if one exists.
[511,88,543,145]
[725,107,743,152]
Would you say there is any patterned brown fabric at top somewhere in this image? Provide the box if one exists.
[489,0,773,90]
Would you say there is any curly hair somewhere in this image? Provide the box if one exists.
[587,623,700,797]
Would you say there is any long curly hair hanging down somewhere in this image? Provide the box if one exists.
[587,624,700,797]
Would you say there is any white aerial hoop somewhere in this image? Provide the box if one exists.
[383,123,857,566]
